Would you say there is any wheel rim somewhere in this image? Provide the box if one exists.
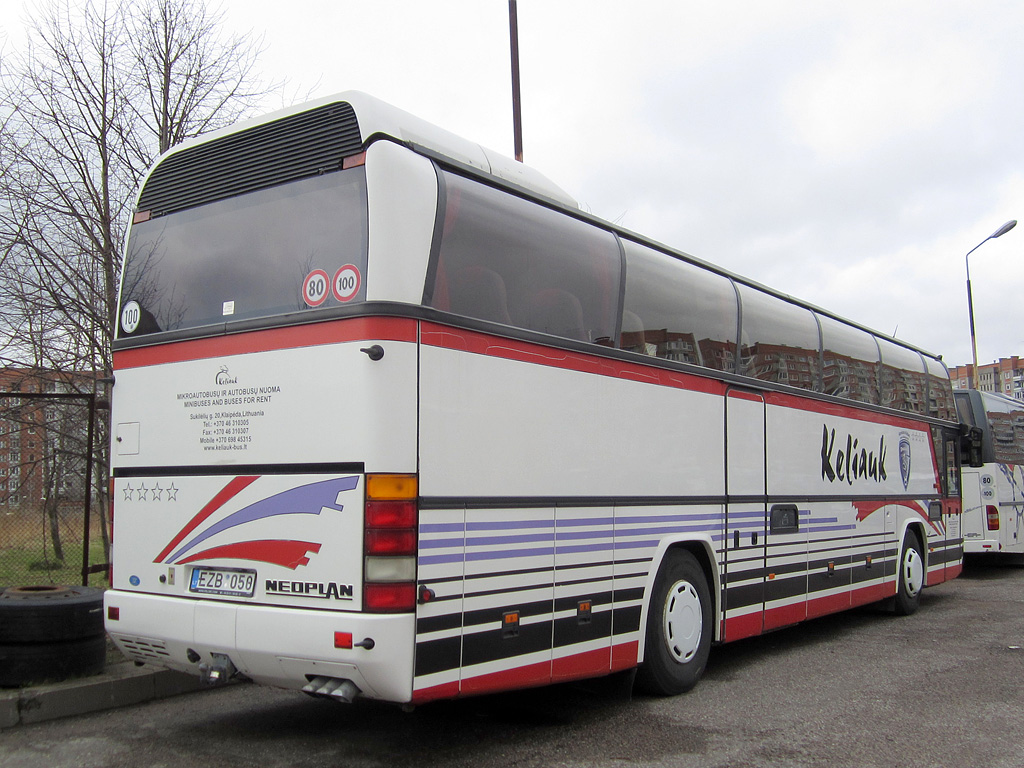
[903,545,924,598]
[663,579,702,663]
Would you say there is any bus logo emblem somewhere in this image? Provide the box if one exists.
[216,365,238,385]
[898,432,911,490]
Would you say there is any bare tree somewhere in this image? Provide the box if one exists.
[0,0,271,571]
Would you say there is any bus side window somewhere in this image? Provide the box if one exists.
[427,171,620,344]
[946,438,960,496]
[448,266,512,325]
[878,338,927,414]
[736,285,820,390]
[521,288,586,341]
[620,240,738,371]
[925,357,956,421]
[819,315,880,405]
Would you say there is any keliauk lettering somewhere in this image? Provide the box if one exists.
[820,425,887,485]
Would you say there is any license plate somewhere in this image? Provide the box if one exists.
[189,567,257,597]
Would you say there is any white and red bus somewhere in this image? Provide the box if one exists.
[955,389,1024,555]
[105,92,963,705]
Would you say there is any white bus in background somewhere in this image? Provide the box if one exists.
[955,389,1024,555]
[104,92,964,706]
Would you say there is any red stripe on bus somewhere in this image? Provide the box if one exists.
[459,660,551,696]
[723,612,763,642]
[552,647,611,682]
[114,317,418,369]
[726,581,905,640]
[420,322,725,396]
[154,475,259,563]
[411,680,460,705]
[411,640,642,703]
[611,640,640,671]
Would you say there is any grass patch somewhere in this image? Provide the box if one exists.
[0,539,108,588]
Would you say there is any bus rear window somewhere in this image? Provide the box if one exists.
[118,168,368,338]
[425,171,621,345]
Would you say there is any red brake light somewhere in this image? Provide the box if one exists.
[365,529,417,555]
[363,583,416,612]
[986,505,1000,530]
[365,500,417,528]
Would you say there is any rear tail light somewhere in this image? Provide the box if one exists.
[363,474,417,613]
[986,505,1000,530]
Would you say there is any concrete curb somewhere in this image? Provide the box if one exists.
[0,662,210,728]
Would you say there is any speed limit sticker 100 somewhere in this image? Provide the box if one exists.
[332,265,361,303]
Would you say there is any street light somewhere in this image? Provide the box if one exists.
[966,219,1017,389]
[508,0,523,163]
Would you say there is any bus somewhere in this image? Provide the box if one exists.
[955,389,1024,555]
[104,92,963,705]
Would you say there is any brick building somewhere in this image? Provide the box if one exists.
[949,356,1024,400]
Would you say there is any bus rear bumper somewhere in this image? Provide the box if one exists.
[104,590,415,703]
[963,537,1001,554]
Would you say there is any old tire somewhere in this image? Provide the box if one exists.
[0,635,107,687]
[0,585,105,643]
[635,549,712,695]
[894,530,924,616]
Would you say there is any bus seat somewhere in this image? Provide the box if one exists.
[448,266,512,325]
[523,288,587,341]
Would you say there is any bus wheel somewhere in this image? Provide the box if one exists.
[894,530,924,616]
[0,585,105,644]
[635,549,712,696]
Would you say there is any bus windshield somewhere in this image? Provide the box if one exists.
[118,167,368,338]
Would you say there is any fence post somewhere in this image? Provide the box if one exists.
[80,392,96,587]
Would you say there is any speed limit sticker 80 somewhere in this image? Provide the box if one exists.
[302,269,330,307]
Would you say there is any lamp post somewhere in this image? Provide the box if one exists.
[966,219,1017,389]
[509,0,523,163]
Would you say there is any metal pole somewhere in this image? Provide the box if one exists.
[80,393,96,586]
[964,220,1017,390]
[509,0,524,162]
[967,270,980,390]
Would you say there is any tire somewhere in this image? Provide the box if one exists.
[0,585,105,643]
[894,530,925,616]
[0,635,107,687]
[634,549,712,696]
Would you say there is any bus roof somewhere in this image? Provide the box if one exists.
[146,91,578,209]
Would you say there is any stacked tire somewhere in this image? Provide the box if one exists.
[0,585,106,687]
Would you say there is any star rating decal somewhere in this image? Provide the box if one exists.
[121,481,180,502]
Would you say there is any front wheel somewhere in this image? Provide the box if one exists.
[634,549,712,695]
[894,530,925,616]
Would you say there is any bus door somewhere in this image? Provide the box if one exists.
[763,398,809,630]
[724,389,767,641]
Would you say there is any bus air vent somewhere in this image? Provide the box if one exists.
[137,101,362,217]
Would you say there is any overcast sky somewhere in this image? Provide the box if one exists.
[3,1,1023,369]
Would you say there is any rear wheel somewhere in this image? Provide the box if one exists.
[894,530,925,616]
[635,549,712,695]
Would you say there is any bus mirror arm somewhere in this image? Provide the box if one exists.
[360,345,385,361]
[960,424,984,468]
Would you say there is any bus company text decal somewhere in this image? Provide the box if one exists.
[820,424,889,485]
[265,579,354,600]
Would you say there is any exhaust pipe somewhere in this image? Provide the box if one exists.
[302,675,361,704]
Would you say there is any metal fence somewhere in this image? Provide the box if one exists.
[0,382,108,589]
